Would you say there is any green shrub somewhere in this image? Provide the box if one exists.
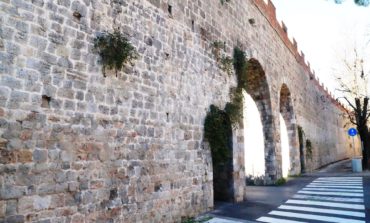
[181,216,213,223]
[204,105,232,164]
[93,29,138,76]
[275,177,286,186]
[306,139,313,160]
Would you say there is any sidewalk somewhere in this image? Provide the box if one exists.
[304,158,370,177]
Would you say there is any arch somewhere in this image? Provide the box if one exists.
[243,91,265,177]
[243,58,277,182]
[279,84,300,176]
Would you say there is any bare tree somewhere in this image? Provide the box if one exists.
[333,0,370,7]
[334,47,370,169]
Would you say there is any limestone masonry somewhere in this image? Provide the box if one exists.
[0,0,356,222]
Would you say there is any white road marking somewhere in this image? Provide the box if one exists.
[313,178,362,181]
[312,182,362,185]
[311,181,362,185]
[206,217,245,223]
[306,184,363,189]
[256,216,307,223]
[298,190,363,197]
[278,205,365,217]
[302,187,363,192]
[292,194,364,203]
[317,177,362,180]
[269,210,365,223]
[286,199,365,210]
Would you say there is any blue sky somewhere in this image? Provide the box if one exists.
[271,0,370,96]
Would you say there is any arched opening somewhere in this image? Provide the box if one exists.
[280,113,290,178]
[279,84,300,176]
[205,105,234,202]
[243,59,275,182]
[243,91,265,177]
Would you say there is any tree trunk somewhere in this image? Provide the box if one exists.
[355,97,370,169]
[359,127,369,169]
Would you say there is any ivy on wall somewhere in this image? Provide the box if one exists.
[212,41,233,76]
[220,0,231,5]
[204,105,233,164]
[204,47,248,163]
[298,126,304,148]
[306,139,313,160]
[297,126,313,160]
[93,29,138,77]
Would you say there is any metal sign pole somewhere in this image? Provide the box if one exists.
[352,136,355,158]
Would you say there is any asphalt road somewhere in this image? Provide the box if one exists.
[206,159,370,223]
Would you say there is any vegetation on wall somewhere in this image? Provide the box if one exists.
[204,47,248,164]
[297,125,313,160]
[181,216,213,223]
[204,105,233,164]
[93,29,138,77]
[334,0,370,6]
[212,41,233,76]
[298,126,304,148]
[220,0,231,5]
[275,177,286,186]
[297,125,306,171]
[226,47,248,124]
[233,47,248,89]
[306,139,313,160]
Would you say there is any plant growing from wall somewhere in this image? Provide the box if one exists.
[220,0,231,5]
[204,105,233,164]
[93,29,138,77]
[181,216,213,223]
[225,47,248,124]
[233,47,248,89]
[204,47,248,164]
[298,126,304,146]
[297,125,306,172]
[220,56,234,75]
[306,139,313,160]
[212,41,233,75]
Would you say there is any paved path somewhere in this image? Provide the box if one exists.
[203,159,370,223]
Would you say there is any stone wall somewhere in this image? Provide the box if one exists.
[0,0,355,222]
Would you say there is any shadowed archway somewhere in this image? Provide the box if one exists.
[279,84,300,176]
[243,58,277,183]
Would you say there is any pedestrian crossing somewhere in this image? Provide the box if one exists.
[256,177,365,223]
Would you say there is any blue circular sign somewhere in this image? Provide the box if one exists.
[348,128,357,136]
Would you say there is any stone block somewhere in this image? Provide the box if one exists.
[33,196,51,211]
[0,200,5,218]
[0,150,16,164]
[29,36,47,50]
[5,215,25,223]
[18,196,34,214]
[68,182,78,192]
[1,185,26,199]
[0,76,22,89]
[33,149,47,163]
[17,150,33,163]
[8,91,29,109]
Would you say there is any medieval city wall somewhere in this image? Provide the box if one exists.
[0,0,355,222]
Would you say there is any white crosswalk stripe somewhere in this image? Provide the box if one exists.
[301,187,363,192]
[292,194,363,203]
[306,185,362,189]
[256,177,365,223]
[297,190,363,197]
